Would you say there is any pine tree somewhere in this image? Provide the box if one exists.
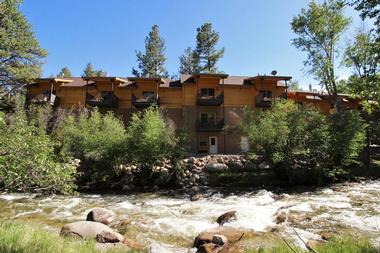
[132,25,169,78]
[179,47,197,74]
[57,67,72,78]
[81,63,106,77]
[193,23,225,73]
[0,0,47,92]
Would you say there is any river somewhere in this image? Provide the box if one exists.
[1,180,380,252]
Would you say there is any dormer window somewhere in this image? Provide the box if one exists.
[200,88,215,98]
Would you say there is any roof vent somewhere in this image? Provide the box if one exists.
[271,70,277,76]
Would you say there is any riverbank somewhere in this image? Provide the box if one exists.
[1,180,380,252]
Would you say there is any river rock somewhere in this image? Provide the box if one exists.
[258,162,271,170]
[205,162,228,173]
[194,226,245,248]
[86,207,117,225]
[190,193,203,201]
[96,231,125,243]
[216,211,237,226]
[60,221,124,243]
[197,243,228,253]
[227,161,244,172]
[188,157,196,163]
[212,235,228,246]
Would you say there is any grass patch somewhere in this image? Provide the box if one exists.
[246,236,379,253]
[0,220,136,253]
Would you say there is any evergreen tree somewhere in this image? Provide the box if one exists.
[193,23,225,73]
[0,0,47,92]
[57,67,72,78]
[132,25,168,78]
[81,63,106,77]
[179,47,197,74]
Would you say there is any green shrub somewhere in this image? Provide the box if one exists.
[0,220,134,253]
[328,111,366,167]
[0,110,77,194]
[242,101,329,168]
[53,109,127,184]
[125,107,185,177]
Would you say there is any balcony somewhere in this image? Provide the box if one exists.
[255,93,287,108]
[196,93,224,106]
[197,119,224,132]
[86,92,118,108]
[26,93,60,107]
[132,94,159,108]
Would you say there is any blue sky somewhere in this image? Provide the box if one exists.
[21,0,371,89]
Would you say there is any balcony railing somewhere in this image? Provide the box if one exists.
[132,94,159,108]
[26,93,60,107]
[86,92,118,108]
[255,93,287,108]
[196,93,224,106]
[197,119,224,132]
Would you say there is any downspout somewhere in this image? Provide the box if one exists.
[85,79,89,107]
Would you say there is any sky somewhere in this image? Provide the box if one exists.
[20,0,372,90]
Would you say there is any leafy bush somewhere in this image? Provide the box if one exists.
[126,107,186,176]
[242,101,330,167]
[328,111,366,167]
[53,109,127,184]
[0,110,77,194]
[241,100,367,183]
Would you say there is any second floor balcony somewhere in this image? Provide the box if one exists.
[86,92,118,108]
[197,119,224,132]
[26,93,60,107]
[132,94,159,108]
[255,93,287,108]
[196,92,224,106]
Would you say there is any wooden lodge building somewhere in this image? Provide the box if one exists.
[27,74,360,154]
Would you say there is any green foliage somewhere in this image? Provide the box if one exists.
[54,109,127,183]
[57,66,72,78]
[132,25,169,78]
[126,107,185,174]
[328,111,367,167]
[287,80,301,90]
[0,109,77,194]
[291,0,350,103]
[0,220,135,253]
[193,23,225,73]
[0,0,47,91]
[179,47,197,75]
[351,0,380,40]
[344,29,380,112]
[245,236,378,253]
[81,63,106,78]
[241,100,367,183]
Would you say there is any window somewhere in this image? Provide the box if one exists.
[200,112,216,125]
[142,91,155,98]
[259,90,272,98]
[199,136,208,147]
[200,88,215,97]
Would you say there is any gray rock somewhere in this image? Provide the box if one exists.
[96,231,125,243]
[205,162,228,173]
[212,234,228,246]
[258,162,271,170]
[216,211,237,226]
[227,161,244,172]
[60,221,124,243]
[188,157,196,163]
[86,208,117,225]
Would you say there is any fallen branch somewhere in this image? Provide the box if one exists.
[282,238,299,253]
[292,228,319,253]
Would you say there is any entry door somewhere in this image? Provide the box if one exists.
[209,136,218,154]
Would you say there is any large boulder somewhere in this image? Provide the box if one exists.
[227,161,244,172]
[205,162,228,173]
[60,221,124,243]
[86,207,117,225]
[216,211,237,226]
[194,226,245,248]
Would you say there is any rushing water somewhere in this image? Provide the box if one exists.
[1,180,380,252]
